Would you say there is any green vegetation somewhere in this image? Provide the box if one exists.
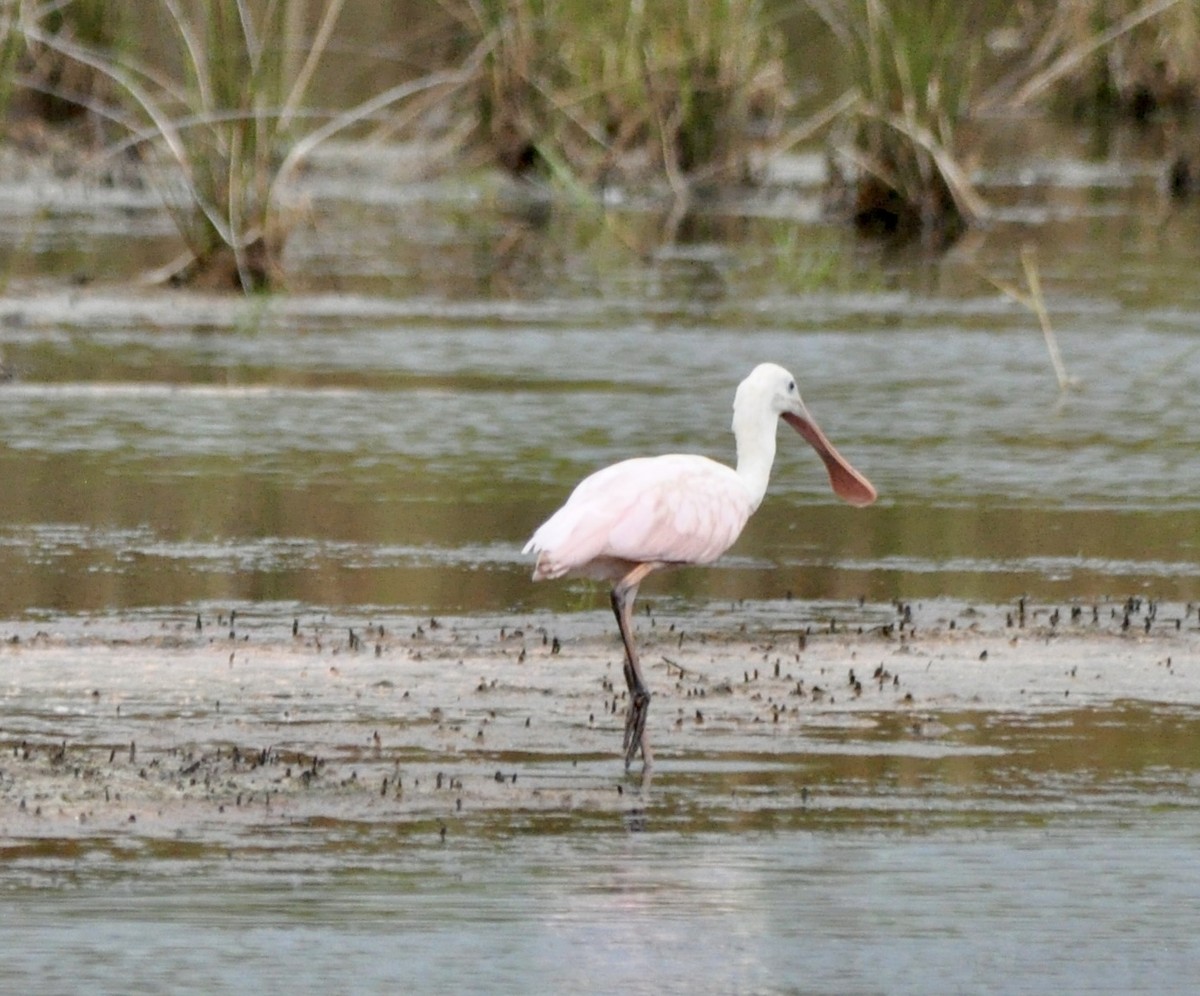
[16,0,348,289]
[2,0,1199,291]
[816,0,989,241]
[14,0,475,290]
[459,0,787,188]
[0,2,24,124]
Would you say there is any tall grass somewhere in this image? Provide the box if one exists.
[0,2,25,127]
[153,0,305,288]
[460,0,788,192]
[21,0,125,126]
[816,0,989,240]
[989,0,1199,118]
[14,0,344,288]
[18,0,480,290]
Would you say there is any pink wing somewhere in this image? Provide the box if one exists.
[524,454,756,580]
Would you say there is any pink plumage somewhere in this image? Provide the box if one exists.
[525,454,755,581]
[523,363,876,769]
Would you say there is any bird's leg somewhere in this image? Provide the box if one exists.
[612,583,651,769]
[611,563,660,769]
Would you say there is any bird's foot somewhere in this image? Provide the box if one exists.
[623,688,652,768]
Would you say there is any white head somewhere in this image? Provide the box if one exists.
[732,362,806,427]
[732,363,877,508]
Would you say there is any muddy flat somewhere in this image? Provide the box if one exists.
[4,598,1200,994]
[3,597,1196,840]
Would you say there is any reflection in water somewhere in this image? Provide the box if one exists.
[6,816,1200,993]
[2,702,1199,992]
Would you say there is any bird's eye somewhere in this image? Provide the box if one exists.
[787,380,796,393]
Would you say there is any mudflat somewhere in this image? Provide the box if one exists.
[2,597,1195,839]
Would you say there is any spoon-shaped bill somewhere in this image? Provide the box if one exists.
[782,411,877,507]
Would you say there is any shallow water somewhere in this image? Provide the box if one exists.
[5,815,1199,994]
[3,150,1200,616]
[4,691,1200,993]
[3,114,1200,992]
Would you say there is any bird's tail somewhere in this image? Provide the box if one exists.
[522,538,566,581]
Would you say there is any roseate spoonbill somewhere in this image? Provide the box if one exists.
[523,363,877,768]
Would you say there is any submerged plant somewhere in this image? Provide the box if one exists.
[815,0,989,241]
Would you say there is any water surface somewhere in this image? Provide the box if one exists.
[2,111,1200,994]
[3,182,1200,616]
[4,691,1199,994]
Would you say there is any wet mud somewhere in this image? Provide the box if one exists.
[3,597,1197,858]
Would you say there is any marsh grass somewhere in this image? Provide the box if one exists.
[152,0,302,288]
[460,0,788,192]
[9,0,126,132]
[0,2,25,126]
[816,0,989,241]
[991,0,1199,118]
[132,0,355,289]
[19,0,480,291]
[14,0,343,288]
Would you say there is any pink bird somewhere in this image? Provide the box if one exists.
[524,363,877,768]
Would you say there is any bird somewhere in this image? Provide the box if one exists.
[523,362,877,768]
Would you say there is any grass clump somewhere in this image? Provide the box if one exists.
[17,0,348,289]
[815,0,990,243]
[18,0,479,291]
[459,0,790,192]
[143,0,309,289]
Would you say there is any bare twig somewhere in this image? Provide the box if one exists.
[1020,246,1075,393]
[978,247,1079,393]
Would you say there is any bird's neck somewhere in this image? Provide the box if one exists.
[733,410,778,511]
